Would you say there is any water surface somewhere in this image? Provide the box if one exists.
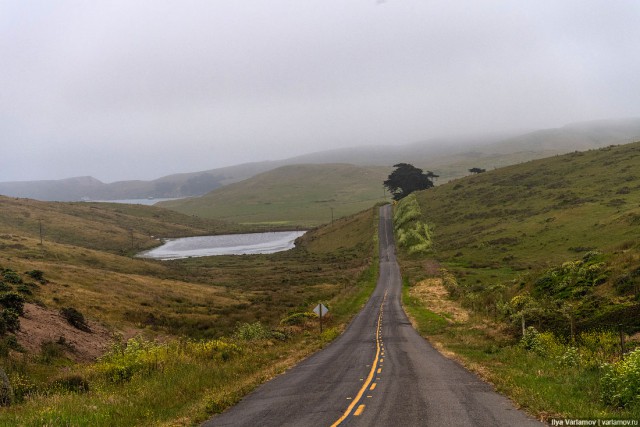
[137,231,306,260]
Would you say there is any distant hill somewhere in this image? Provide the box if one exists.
[158,164,391,227]
[1,118,639,201]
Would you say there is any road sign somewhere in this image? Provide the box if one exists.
[314,303,329,333]
[314,303,328,317]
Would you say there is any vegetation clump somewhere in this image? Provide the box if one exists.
[1,270,22,285]
[280,312,317,326]
[393,194,433,255]
[601,348,640,408]
[25,270,46,284]
[60,307,91,332]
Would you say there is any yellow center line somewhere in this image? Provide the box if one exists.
[330,290,388,426]
[369,383,377,391]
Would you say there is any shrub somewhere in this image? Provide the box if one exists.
[0,292,25,315]
[8,373,36,403]
[520,327,545,354]
[536,331,565,357]
[25,270,46,284]
[557,346,581,367]
[0,335,23,356]
[60,307,90,332]
[280,312,317,326]
[1,309,20,333]
[601,348,640,408]
[579,330,619,367]
[1,270,21,285]
[0,282,11,292]
[15,284,33,295]
[186,339,242,362]
[233,322,272,341]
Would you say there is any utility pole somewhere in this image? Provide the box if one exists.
[330,207,334,224]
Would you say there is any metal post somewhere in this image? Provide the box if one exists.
[319,304,323,334]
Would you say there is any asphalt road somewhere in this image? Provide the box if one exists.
[203,205,542,427]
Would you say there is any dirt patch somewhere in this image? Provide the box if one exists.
[409,278,470,323]
[15,303,114,362]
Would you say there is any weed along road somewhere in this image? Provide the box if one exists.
[203,205,542,427]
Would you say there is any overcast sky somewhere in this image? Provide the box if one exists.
[2,1,639,182]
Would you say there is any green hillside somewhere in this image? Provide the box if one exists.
[398,141,640,419]
[158,163,391,227]
[408,141,640,329]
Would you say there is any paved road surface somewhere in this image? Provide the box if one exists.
[203,205,542,427]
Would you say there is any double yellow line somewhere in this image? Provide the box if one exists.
[331,290,387,426]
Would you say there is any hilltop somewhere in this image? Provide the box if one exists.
[2,118,639,201]
[158,163,391,227]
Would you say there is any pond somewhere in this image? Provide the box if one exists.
[137,231,306,260]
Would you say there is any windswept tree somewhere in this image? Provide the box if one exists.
[384,163,438,200]
[469,167,486,174]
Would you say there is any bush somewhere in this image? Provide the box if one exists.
[601,348,640,408]
[60,307,90,332]
[25,270,46,284]
[233,322,273,341]
[1,309,20,333]
[0,335,23,356]
[579,330,619,368]
[557,346,581,367]
[0,292,25,315]
[280,312,317,326]
[520,327,545,354]
[0,282,11,292]
[8,373,36,403]
[1,270,22,285]
[96,337,164,383]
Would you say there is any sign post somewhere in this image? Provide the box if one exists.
[313,303,329,334]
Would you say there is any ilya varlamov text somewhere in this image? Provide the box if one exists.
[550,419,639,426]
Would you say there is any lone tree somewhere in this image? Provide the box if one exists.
[384,163,438,200]
[469,167,486,174]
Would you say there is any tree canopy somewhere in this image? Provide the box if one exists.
[469,167,486,174]
[384,163,438,200]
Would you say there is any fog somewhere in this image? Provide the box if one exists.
[2,1,639,182]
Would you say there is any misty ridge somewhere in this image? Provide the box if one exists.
[1,117,640,203]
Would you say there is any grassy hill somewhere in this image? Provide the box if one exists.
[158,163,391,227]
[0,194,380,424]
[407,141,640,328]
[397,141,640,419]
[0,196,238,255]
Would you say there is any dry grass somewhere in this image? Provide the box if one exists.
[409,278,469,323]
